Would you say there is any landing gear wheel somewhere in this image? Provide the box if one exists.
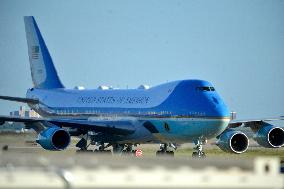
[156,143,175,157]
[192,151,206,158]
[104,150,112,154]
[76,149,93,153]
[75,137,90,153]
[156,150,174,157]
[166,151,174,157]
[94,149,112,154]
[121,145,135,156]
[76,138,88,150]
[112,144,126,155]
[156,150,163,156]
[122,150,133,156]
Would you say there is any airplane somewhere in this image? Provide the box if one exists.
[0,16,283,158]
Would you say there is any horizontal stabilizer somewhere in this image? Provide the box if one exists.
[0,95,39,104]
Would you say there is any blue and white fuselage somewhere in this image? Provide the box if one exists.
[1,16,283,154]
[27,79,230,144]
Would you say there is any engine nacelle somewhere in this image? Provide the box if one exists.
[37,127,70,150]
[254,125,284,148]
[216,129,249,153]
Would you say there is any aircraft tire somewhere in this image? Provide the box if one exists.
[166,151,174,157]
[76,149,93,153]
[192,151,206,158]
[121,150,133,156]
[156,151,163,156]
[94,149,112,154]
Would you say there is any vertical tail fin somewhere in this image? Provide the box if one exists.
[24,16,64,89]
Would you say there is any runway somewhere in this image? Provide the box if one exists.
[0,132,284,188]
[1,132,283,159]
[0,149,283,189]
[0,132,284,158]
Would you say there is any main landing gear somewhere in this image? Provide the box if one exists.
[76,137,88,151]
[113,144,140,156]
[76,135,138,156]
[94,143,112,154]
[76,133,207,158]
[156,143,175,157]
[76,134,111,154]
[192,138,207,158]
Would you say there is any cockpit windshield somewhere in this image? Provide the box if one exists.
[196,86,215,92]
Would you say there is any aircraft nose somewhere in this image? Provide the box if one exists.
[209,95,230,118]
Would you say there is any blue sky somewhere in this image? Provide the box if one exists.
[0,0,283,119]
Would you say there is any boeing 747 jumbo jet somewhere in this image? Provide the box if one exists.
[0,16,283,157]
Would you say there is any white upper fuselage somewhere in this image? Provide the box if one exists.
[26,79,230,143]
[26,80,229,119]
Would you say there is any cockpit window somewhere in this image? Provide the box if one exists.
[210,87,215,91]
[196,86,215,92]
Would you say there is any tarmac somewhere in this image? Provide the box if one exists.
[0,132,284,188]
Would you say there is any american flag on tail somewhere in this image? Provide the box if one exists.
[31,46,39,59]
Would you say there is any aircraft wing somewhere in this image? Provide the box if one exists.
[0,115,135,135]
[227,117,284,130]
[0,115,44,123]
[49,119,135,135]
[0,95,39,104]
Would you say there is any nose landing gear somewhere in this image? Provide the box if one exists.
[192,138,207,158]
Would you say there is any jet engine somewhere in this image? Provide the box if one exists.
[254,125,284,148]
[37,127,70,150]
[216,129,249,153]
